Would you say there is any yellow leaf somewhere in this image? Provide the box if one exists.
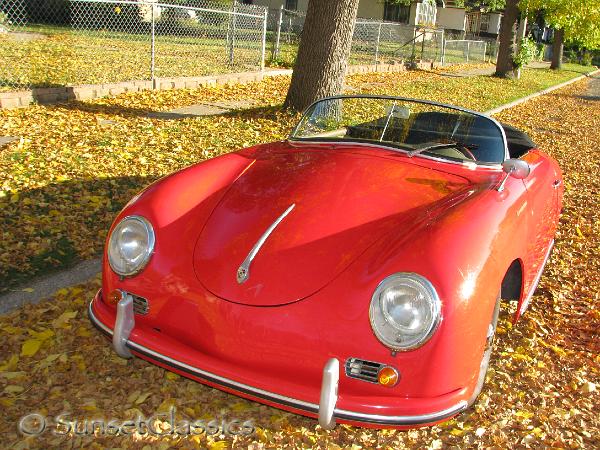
[231,401,252,412]
[52,311,78,329]
[0,355,19,372]
[76,327,92,337]
[209,441,228,450]
[3,385,25,394]
[0,371,25,380]
[165,371,180,381]
[0,398,15,407]
[21,339,42,357]
[28,329,54,341]
[21,288,34,293]
[135,392,151,405]
[3,326,22,334]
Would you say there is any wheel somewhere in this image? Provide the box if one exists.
[468,292,501,406]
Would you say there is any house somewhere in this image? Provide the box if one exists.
[252,0,440,27]
[465,11,503,37]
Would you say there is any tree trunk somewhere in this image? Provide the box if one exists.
[550,28,564,70]
[283,0,360,111]
[495,0,520,78]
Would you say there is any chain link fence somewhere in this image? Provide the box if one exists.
[0,0,267,91]
[268,7,445,68]
[441,39,488,65]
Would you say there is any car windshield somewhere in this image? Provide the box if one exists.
[290,96,507,164]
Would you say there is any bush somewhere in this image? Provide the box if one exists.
[513,37,538,69]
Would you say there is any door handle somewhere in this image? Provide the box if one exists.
[552,180,561,188]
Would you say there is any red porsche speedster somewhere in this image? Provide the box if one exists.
[89,96,563,429]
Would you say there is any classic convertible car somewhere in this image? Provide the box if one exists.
[89,96,563,429]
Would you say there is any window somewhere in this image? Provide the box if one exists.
[384,1,410,23]
[480,14,490,33]
[285,0,298,11]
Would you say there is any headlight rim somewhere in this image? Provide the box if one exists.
[107,215,155,278]
[369,272,442,351]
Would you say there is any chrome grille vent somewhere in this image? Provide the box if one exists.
[132,295,149,315]
[345,358,386,384]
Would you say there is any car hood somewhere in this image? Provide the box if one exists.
[193,147,472,306]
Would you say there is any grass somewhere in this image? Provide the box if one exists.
[0,24,264,90]
[0,62,596,290]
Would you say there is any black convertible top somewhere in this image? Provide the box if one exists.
[501,123,537,158]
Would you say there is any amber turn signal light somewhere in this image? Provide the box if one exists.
[377,366,399,387]
[106,289,123,306]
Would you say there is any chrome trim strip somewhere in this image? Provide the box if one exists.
[319,358,340,429]
[88,300,468,426]
[236,203,295,284]
[334,400,469,425]
[519,239,554,316]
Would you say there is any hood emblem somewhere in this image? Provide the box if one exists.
[237,204,296,284]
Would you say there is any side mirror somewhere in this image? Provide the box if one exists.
[497,159,530,192]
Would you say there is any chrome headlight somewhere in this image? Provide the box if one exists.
[369,273,442,351]
[107,215,155,277]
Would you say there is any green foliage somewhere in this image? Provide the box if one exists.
[522,0,600,50]
[464,0,506,12]
[514,37,540,68]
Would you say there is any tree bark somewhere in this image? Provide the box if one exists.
[495,0,520,78]
[550,28,564,70]
[283,0,360,111]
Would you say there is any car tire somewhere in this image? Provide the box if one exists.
[468,292,501,407]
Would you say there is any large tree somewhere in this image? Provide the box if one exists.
[495,0,520,77]
[283,0,360,111]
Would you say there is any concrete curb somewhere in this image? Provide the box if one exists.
[1,66,597,315]
[485,68,600,115]
[0,62,415,110]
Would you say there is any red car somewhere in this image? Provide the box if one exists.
[89,96,563,429]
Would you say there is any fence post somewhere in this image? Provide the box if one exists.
[441,35,445,65]
[483,41,487,62]
[150,3,156,88]
[274,5,283,60]
[374,22,382,64]
[466,41,470,63]
[260,8,267,71]
[228,1,237,66]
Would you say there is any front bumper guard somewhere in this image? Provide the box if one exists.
[89,297,467,428]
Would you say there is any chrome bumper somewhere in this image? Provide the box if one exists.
[89,298,467,427]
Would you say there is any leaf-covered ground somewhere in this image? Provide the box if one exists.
[0,69,599,448]
[0,63,593,290]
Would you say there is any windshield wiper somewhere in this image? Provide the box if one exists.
[407,141,477,158]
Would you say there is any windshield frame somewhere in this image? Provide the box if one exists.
[288,94,509,166]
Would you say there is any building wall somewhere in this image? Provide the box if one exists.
[357,1,384,20]
[487,13,502,35]
[252,0,309,11]
[436,7,466,31]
